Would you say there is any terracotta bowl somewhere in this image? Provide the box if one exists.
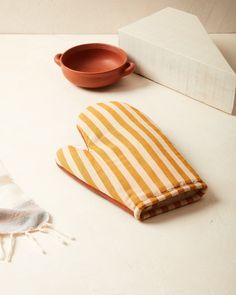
[54,43,135,88]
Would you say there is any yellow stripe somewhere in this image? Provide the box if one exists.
[99,103,179,188]
[130,105,201,180]
[91,145,144,206]
[57,148,73,174]
[79,113,155,202]
[68,146,98,189]
[88,106,167,192]
[84,151,124,204]
[111,101,192,184]
[77,125,91,148]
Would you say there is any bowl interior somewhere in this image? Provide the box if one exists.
[62,45,126,73]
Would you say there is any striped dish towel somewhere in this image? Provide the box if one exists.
[0,161,75,262]
[56,101,207,220]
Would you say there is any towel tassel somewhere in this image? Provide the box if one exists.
[0,236,5,261]
[6,234,16,263]
[25,232,47,255]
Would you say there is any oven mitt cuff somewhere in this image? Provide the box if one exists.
[56,101,207,220]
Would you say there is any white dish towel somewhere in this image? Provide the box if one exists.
[0,161,74,262]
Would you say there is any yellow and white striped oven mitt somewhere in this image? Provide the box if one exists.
[56,101,207,220]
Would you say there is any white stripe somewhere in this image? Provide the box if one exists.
[194,182,204,189]
[78,117,151,202]
[91,150,136,210]
[109,102,187,184]
[76,150,110,196]
[92,104,174,190]
[157,195,167,201]
[123,103,198,181]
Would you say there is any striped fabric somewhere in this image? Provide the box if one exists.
[56,101,207,220]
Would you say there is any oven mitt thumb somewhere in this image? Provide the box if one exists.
[56,101,207,220]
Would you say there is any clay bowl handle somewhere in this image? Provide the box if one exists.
[54,53,62,66]
[122,62,135,77]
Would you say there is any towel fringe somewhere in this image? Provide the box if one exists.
[6,234,16,263]
[0,223,76,262]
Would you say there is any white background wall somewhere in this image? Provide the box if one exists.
[0,0,235,34]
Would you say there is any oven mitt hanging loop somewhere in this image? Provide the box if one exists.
[56,101,207,220]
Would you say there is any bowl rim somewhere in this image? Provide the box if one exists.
[60,43,129,75]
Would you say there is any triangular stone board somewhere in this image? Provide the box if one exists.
[119,7,236,113]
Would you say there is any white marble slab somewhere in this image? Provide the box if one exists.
[119,8,236,113]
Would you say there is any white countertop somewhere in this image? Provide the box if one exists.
[0,34,236,295]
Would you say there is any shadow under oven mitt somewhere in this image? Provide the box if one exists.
[56,101,207,221]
